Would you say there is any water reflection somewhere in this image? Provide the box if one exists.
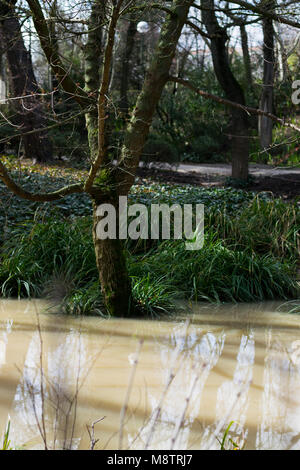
[129,324,226,450]
[256,330,300,450]
[13,329,87,449]
[0,299,299,450]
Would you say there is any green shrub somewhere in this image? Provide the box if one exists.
[0,217,96,298]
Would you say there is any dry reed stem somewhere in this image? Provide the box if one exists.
[16,308,108,450]
[87,417,106,450]
[143,320,190,450]
[170,362,208,450]
[118,339,144,450]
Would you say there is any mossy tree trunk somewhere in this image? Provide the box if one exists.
[83,1,132,316]
[91,0,193,316]
[91,193,132,317]
[84,0,105,162]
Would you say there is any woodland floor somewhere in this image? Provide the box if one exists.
[8,156,300,200]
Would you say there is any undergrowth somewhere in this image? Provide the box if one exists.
[0,200,298,316]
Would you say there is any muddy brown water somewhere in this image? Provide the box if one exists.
[0,299,299,450]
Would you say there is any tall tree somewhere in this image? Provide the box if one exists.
[201,0,250,180]
[240,24,254,91]
[259,0,275,150]
[0,0,52,162]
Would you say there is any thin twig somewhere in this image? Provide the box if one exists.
[34,306,48,450]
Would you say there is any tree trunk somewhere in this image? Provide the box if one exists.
[91,194,132,317]
[0,0,52,162]
[240,25,253,91]
[84,0,105,162]
[119,19,137,116]
[85,3,133,317]
[201,0,249,181]
[259,0,275,150]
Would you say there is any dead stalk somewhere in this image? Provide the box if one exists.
[118,339,144,450]
[143,321,190,450]
[170,363,207,450]
[87,417,106,450]
[34,306,48,450]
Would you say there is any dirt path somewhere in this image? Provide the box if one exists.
[137,162,300,200]
[140,161,300,178]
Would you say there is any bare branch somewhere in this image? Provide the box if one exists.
[169,76,300,133]
[192,0,300,29]
[0,159,85,202]
[26,0,93,108]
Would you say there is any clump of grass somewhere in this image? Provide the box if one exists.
[0,218,178,316]
[207,195,299,261]
[61,281,105,316]
[61,276,178,318]
[130,238,299,303]
[131,274,179,317]
[1,420,12,450]
[0,217,97,298]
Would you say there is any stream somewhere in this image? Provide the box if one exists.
[0,299,299,450]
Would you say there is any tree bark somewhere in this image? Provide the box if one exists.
[81,0,194,316]
[84,3,134,317]
[91,192,133,317]
[201,0,249,180]
[259,0,275,150]
[0,0,52,162]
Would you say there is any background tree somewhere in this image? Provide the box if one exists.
[258,0,276,150]
[0,0,53,161]
[200,0,250,180]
